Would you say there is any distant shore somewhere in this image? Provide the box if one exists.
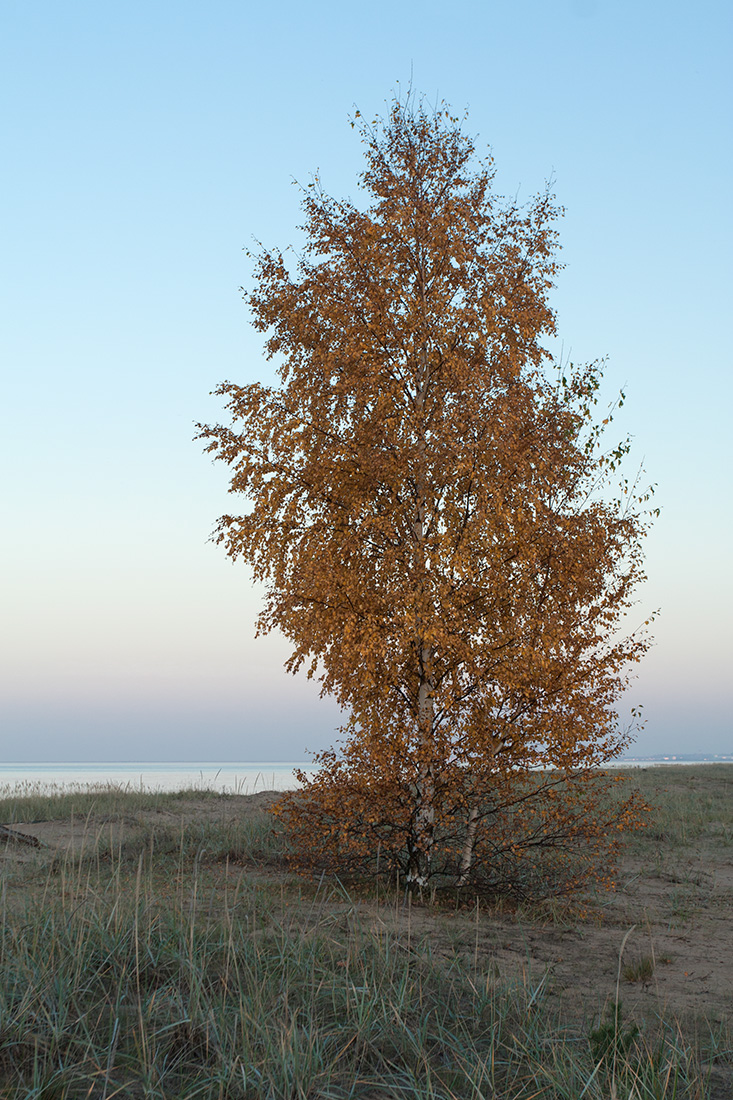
[616,753,733,764]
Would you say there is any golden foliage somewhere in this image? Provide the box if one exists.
[199,96,654,896]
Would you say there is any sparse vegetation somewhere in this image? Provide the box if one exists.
[0,765,730,1097]
[0,780,221,824]
[623,955,656,984]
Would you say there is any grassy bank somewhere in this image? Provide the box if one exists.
[0,781,225,824]
[0,766,730,1098]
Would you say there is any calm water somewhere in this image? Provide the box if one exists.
[0,762,315,795]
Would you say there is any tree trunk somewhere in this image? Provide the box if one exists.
[410,654,435,886]
[457,804,479,886]
[407,245,436,889]
[0,824,44,848]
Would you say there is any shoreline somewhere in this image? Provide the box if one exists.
[0,757,731,797]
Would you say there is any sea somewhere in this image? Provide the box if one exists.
[0,755,730,796]
[0,762,316,796]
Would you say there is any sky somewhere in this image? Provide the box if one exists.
[1,0,731,763]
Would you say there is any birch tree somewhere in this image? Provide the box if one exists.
[199,97,654,896]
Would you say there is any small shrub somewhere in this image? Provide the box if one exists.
[589,1000,640,1065]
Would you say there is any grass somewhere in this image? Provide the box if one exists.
[0,766,730,1098]
[0,858,711,1098]
[616,765,733,849]
[622,955,656,984]
[0,781,223,824]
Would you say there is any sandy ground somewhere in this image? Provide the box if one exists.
[3,785,731,1093]
[5,790,731,1024]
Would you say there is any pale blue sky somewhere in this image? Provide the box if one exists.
[2,0,731,762]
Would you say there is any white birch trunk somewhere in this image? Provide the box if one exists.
[410,654,435,886]
[408,246,436,888]
[457,803,479,886]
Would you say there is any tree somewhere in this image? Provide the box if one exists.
[199,97,654,897]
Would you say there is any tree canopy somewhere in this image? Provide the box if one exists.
[199,97,654,896]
